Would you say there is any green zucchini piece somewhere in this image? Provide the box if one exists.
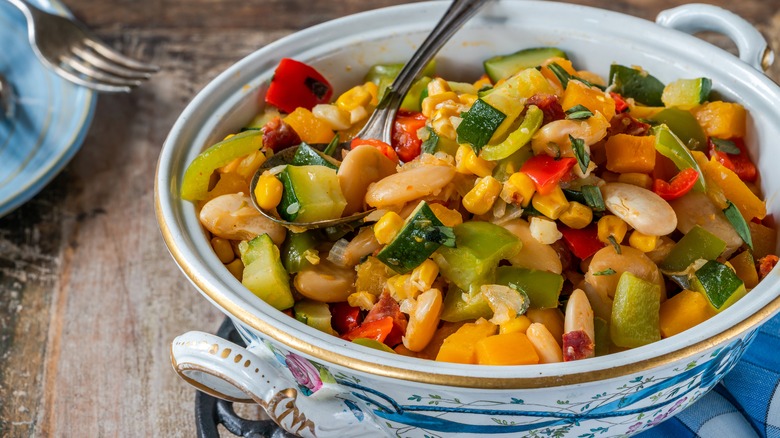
[649,108,708,151]
[376,201,454,274]
[277,165,347,223]
[483,47,568,82]
[281,230,320,273]
[480,105,543,161]
[610,271,661,348]
[494,266,563,309]
[692,260,747,312]
[239,234,294,310]
[364,60,436,102]
[659,225,726,273]
[481,67,554,141]
[432,221,522,293]
[291,142,339,169]
[662,77,712,108]
[456,98,506,154]
[609,64,665,107]
[294,299,336,335]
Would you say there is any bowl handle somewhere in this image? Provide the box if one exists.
[656,4,774,72]
[171,331,386,437]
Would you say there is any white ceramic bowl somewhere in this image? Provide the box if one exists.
[157,2,780,436]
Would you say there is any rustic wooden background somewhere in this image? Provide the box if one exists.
[1,0,779,436]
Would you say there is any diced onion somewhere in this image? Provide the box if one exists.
[326,238,351,267]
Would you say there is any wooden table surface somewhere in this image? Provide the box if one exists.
[1,0,779,436]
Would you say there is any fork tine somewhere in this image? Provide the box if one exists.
[58,55,143,92]
[71,45,153,80]
[51,64,132,93]
[83,39,160,73]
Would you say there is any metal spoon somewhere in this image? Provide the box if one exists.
[0,74,16,119]
[250,0,490,230]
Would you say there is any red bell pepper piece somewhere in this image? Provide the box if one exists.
[519,155,577,195]
[707,137,757,182]
[559,224,605,260]
[609,92,630,114]
[350,137,399,163]
[330,302,361,335]
[392,111,427,162]
[653,167,699,201]
[342,316,394,343]
[264,58,333,113]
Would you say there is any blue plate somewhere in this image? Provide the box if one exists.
[0,0,96,218]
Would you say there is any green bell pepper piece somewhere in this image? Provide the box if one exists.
[440,286,492,322]
[650,108,708,151]
[594,317,610,356]
[492,145,533,182]
[480,105,543,161]
[652,124,706,192]
[481,67,554,142]
[239,234,294,310]
[610,272,661,348]
[432,221,521,293]
[494,266,563,309]
[281,230,320,273]
[352,338,396,353]
[692,260,747,312]
[659,225,726,273]
[181,130,263,201]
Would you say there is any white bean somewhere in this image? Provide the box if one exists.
[601,182,677,236]
[293,260,356,303]
[338,145,398,215]
[365,164,456,208]
[669,191,742,258]
[564,289,595,342]
[531,112,610,156]
[501,219,562,274]
[199,193,286,245]
[585,245,666,302]
[526,323,563,363]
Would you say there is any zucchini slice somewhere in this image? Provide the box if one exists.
[609,64,665,107]
[239,234,294,310]
[291,142,339,169]
[483,47,568,82]
[277,165,347,223]
[662,77,712,109]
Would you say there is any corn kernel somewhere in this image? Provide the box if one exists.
[473,74,492,91]
[463,176,502,215]
[211,237,235,264]
[336,82,375,112]
[410,259,439,292]
[374,211,405,244]
[225,259,244,281]
[253,172,284,211]
[617,172,653,190]
[422,91,458,118]
[503,172,536,207]
[458,93,478,106]
[387,274,417,300]
[532,186,570,220]
[558,201,593,229]
[629,230,658,252]
[347,291,378,311]
[499,315,532,334]
[427,77,452,96]
[428,203,463,227]
[598,215,628,244]
[431,104,460,140]
[455,145,496,177]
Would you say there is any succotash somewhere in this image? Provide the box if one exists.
[181,49,778,365]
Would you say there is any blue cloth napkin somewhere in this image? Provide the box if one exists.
[639,311,780,438]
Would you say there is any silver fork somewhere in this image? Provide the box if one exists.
[7,0,159,93]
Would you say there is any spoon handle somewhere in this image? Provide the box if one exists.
[356,0,491,144]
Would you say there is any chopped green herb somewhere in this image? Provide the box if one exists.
[593,268,617,276]
[723,201,753,250]
[582,185,605,212]
[456,98,506,154]
[323,133,340,156]
[569,135,590,174]
[548,63,607,91]
[565,105,593,120]
[608,235,622,254]
[421,126,440,155]
[711,138,741,155]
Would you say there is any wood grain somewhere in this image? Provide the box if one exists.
[0,0,778,436]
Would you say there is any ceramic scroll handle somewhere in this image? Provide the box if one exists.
[656,4,774,72]
[171,331,385,437]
